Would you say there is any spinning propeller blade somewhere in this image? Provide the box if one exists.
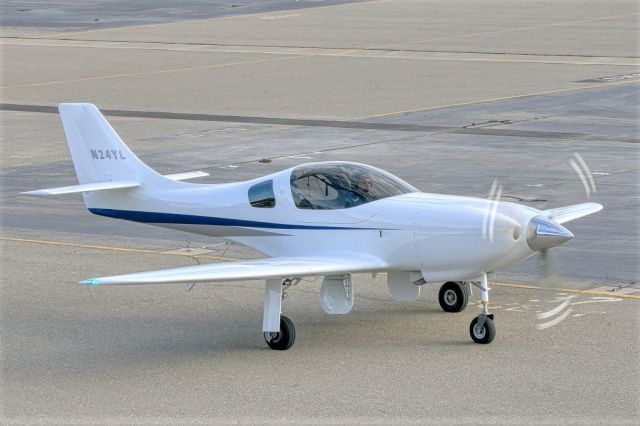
[526,215,573,284]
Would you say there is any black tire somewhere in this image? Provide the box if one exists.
[469,316,496,344]
[264,315,296,350]
[438,281,469,312]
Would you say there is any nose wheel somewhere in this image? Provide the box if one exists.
[469,272,496,344]
[470,314,495,344]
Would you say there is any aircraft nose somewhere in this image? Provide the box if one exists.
[526,215,574,251]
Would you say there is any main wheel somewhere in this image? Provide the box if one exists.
[438,281,469,312]
[469,316,496,344]
[264,315,296,350]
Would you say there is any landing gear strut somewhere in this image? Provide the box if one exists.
[262,278,300,351]
[469,272,495,344]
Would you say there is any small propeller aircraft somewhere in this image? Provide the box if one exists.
[23,104,602,349]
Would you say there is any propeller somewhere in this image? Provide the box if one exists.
[536,152,596,284]
[539,248,555,282]
[484,152,597,283]
[480,152,601,331]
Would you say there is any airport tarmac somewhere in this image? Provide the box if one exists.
[1,0,639,423]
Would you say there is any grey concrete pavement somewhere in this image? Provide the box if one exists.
[1,239,638,423]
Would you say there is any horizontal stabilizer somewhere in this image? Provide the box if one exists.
[80,253,386,286]
[21,180,139,196]
[542,202,603,224]
[163,171,210,181]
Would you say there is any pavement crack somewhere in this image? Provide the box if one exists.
[2,36,639,60]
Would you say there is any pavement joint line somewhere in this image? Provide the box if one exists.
[348,79,640,120]
[337,12,640,56]
[2,236,637,300]
[4,37,639,60]
[2,40,638,67]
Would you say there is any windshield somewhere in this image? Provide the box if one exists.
[290,163,417,209]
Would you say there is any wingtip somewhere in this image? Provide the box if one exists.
[81,278,100,286]
[20,190,47,196]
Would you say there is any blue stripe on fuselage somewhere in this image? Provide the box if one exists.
[88,208,382,230]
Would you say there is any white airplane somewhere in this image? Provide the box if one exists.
[23,104,602,350]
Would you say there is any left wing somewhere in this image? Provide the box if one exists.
[81,253,387,286]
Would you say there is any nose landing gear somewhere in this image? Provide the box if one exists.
[470,314,495,344]
[469,272,495,344]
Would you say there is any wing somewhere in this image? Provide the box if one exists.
[81,253,387,286]
[542,202,603,225]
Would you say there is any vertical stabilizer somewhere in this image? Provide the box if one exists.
[58,103,165,186]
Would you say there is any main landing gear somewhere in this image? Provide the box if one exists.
[262,277,300,351]
[438,281,469,312]
[264,315,296,350]
[438,275,496,344]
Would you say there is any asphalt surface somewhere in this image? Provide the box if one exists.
[1,0,639,423]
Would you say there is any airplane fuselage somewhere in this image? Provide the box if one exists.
[86,162,541,282]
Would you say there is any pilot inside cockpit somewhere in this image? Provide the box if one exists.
[341,172,374,207]
[290,163,417,210]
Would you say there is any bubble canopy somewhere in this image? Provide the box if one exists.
[290,163,418,210]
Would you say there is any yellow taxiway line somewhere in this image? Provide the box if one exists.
[2,236,638,299]
[0,54,305,90]
[492,282,640,300]
[0,236,237,262]
[349,78,640,120]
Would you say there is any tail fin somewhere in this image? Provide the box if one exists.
[59,103,165,185]
[22,104,209,200]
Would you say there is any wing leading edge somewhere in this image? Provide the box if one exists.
[81,253,387,286]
